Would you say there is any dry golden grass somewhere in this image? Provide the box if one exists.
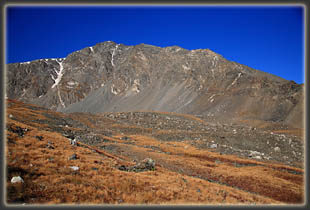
[5,99,304,205]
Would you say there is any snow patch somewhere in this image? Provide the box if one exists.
[226,72,242,90]
[211,69,215,79]
[21,88,26,97]
[21,61,30,65]
[211,56,219,67]
[51,60,64,88]
[57,89,65,108]
[111,44,120,67]
[90,47,94,53]
[209,94,216,102]
[182,98,193,107]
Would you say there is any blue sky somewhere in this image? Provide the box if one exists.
[6,5,304,84]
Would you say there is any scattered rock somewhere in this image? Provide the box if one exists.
[118,158,155,172]
[141,158,155,169]
[121,136,130,141]
[288,139,292,145]
[210,144,217,149]
[118,165,128,171]
[274,147,281,152]
[64,133,75,140]
[9,114,14,118]
[70,138,77,146]
[36,136,43,141]
[11,176,24,183]
[46,142,55,149]
[249,151,261,157]
[68,154,78,160]
[7,137,16,144]
[215,159,221,164]
[7,124,29,137]
[69,166,79,171]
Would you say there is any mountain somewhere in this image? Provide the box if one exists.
[6,41,304,128]
[5,41,305,204]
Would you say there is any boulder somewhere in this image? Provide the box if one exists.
[11,176,24,183]
[69,166,79,171]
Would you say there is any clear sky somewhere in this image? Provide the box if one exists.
[6,5,304,84]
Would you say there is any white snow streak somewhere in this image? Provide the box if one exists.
[90,47,94,53]
[57,89,65,108]
[51,60,64,89]
[211,69,215,79]
[111,44,120,67]
[209,94,216,102]
[182,98,193,107]
[21,88,26,97]
[111,85,118,95]
[211,56,219,67]
[226,72,242,90]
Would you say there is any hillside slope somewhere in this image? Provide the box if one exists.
[6,41,304,128]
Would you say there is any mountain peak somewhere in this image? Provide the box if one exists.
[6,42,303,128]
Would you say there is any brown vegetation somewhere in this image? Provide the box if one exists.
[5,99,304,205]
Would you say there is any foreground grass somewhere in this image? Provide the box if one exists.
[5,99,304,205]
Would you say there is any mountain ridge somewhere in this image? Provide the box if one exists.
[6,41,304,128]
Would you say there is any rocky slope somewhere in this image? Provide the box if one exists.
[6,41,304,128]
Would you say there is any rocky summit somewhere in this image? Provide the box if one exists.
[6,41,304,128]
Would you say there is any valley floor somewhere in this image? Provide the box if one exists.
[4,99,305,205]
